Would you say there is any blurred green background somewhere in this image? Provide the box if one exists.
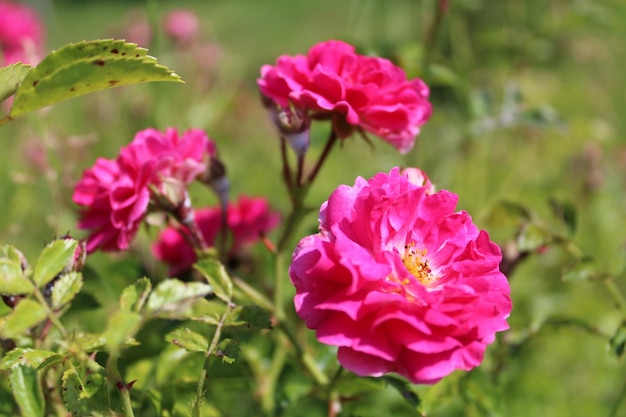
[2,0,626,416]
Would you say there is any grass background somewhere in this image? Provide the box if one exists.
[2,0,626,415]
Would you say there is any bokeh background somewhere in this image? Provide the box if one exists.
[2,0,626,416]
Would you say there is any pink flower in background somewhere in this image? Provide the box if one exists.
[289,168,511,384]
[0,0,45,65]
[258,40,432,153]
[153,196,281,276]
[73,128,216,253]
[163,9,200,46]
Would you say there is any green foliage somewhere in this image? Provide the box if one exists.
[0,299,47,338]
[61,367,112,415]
[10,366,44,417]
[8,39,182,119]
[0,63,31,104]
[33,238,77,288]
[165,327,209,352]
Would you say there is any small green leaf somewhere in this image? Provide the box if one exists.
[427,63,459,86]
[0,348,62,371]
[51,272,83,309]
[549,198,577,235]
[382,375,423,412]
[120,277,152,313]
[215,338,240,364]
[484,200,532,227]
[194,259,232,302]
[145,279,212,317]
[191,298,228,326]
[229,305,272,330]
[10,365,44,417]
[62,368,111,415]
[10,39,183,118]
[165,327,209,352]
[72,332,107,352]
[609,320,626,359]
[516,223,551,252]
[0,299,47,338]
[0,259,33,295]
[33,239,77,288]
[562,257,601,282]
[104,310,142,357]
[0,63,31,103]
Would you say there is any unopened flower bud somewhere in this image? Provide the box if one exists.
[151,178,189,213]
[200,157,230,211]
[276,106,310,157]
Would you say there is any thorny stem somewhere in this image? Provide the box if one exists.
[32,286,68,339]
[280,136,294,192]
[306,129,338,185]
[106,358,135,417]
[192,298,234,417]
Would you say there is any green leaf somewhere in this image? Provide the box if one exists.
[145,279,213,317]
[609,320,626,359]
[194,259,232,302]
[0,63,31,103]
[0,258,33,295]
[10,366,44,417]
[229,305,272,330]
[165,327,209,352]
[516,223,551,252]
[484,200,532,227]
[382,375,424,412]
[190,298,229,326]
[72,332,107,352]
[51,272,83,309]
[10,39,183,118]
[33,239,78,288]
[549,198,577,235]
[215,338,240,364]
[0,348,62,371]
[562,257,601,282]
[104,310,142,357]
[62,368,111,415]
[0,299,47,338]
[120,277,152,313]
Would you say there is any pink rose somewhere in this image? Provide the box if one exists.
[258,40,432,153]
[0,1,44,65]
[289,168,511,384]
[73,128,215,253]
[152,196,281,276]
[163,9,200,47]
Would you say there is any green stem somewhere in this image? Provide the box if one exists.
[32,287,68,339]
[0,114,13,128]
[261,333,289,415]
[423,0,449,70]
[608,377,626,417]
[604,278,626,317]
[276,322,329,386]
[105,357,135,417]
[273,251,287,323]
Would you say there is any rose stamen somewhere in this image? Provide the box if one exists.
[402,243,437,285]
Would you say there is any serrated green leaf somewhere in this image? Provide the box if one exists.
[0,348,62,371]
[516,223,551,252]
[194,259,232,302]
[0,258,33,295]
[10,365,44,417]
[62,368,111,415]
[609,320,626,359]
[562,257,600,282]
[72,332,108,352]
[51,271,83,309]
[191,298,228,326]
[0,299,47,338]
[33,239,77,288]
[165,327,209,352]
[145,279,212,317]
[104,310,142,357]
[10,39,183,118]
[215,338,240,364]
[0,63,32,103]
[120,277,152,313]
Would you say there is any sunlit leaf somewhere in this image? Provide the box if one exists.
[0,259,33,295]
[194,259,232,302]
[165,327,209,352]
[516,223,551,252]
[10,366,44,417]
[104,310,142,357]
[0,348,62,371]
[0,63,31,103]
[51,272,83,309]
[145,279,212,317]
[10,39,183,118]
[62,368,111,415]
[0,299,47,338]
[120,277,152,313]
[33,239,77,288]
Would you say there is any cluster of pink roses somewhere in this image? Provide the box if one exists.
[74,39,511,386]
[0,0,45,66]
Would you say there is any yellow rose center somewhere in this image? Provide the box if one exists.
[402,243,437,285]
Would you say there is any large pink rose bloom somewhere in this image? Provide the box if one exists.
[153,196,281,276]
[258,40,432,153]
[0,1,45,65]
[289,168,511,384]
[73,128,215,253]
